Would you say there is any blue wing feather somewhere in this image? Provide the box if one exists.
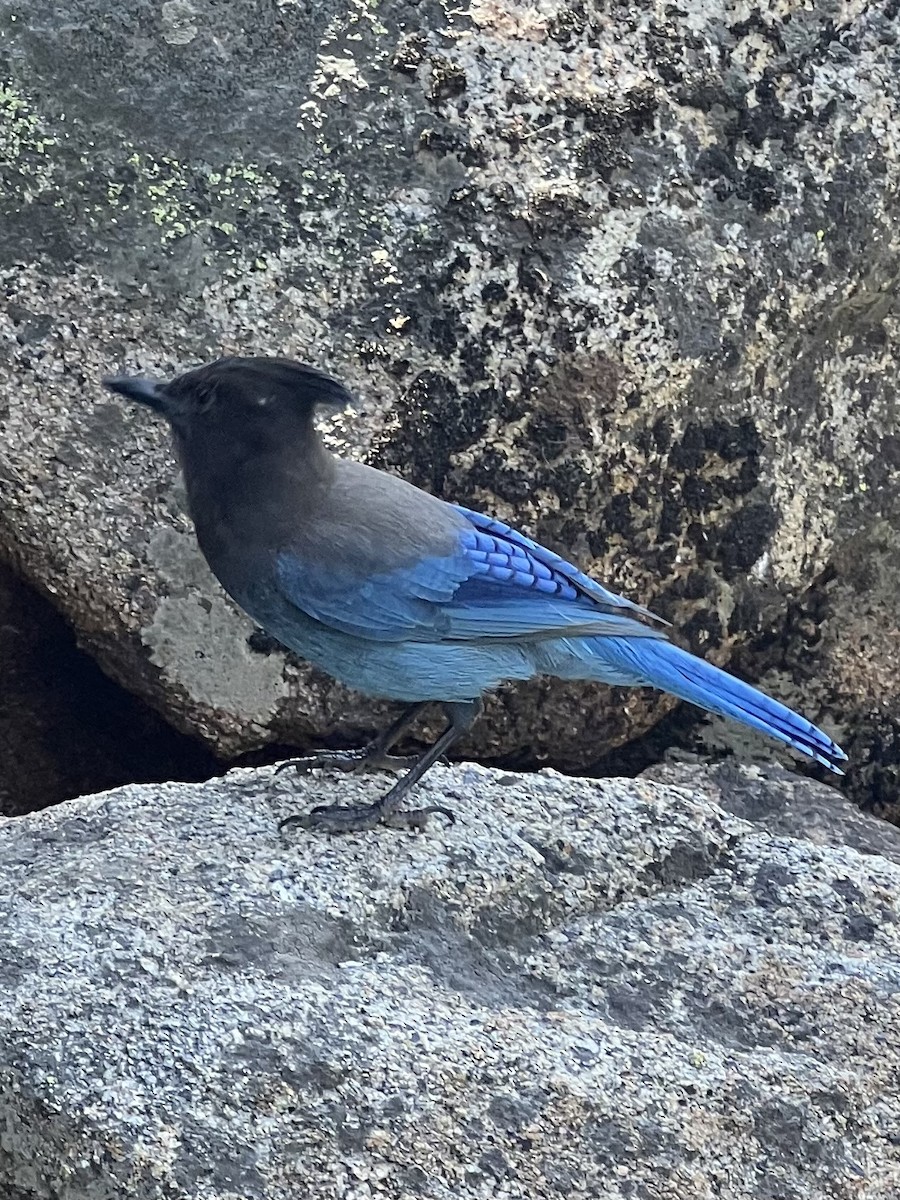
[452,505,666,624]
[276,547,471,641]
[275,504,666,643]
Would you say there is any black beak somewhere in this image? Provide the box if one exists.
[103,375,168,414]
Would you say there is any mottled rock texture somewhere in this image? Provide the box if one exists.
[0,0,897,784]
[0,763,898,1198]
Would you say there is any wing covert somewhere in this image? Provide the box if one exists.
[273,503,667,643]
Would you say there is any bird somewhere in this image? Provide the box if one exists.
[104,356,847,833]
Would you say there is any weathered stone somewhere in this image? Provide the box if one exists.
[634,517,900,819]
[644,758,900,864]
[0,0,896,768]
[0,763,898,1198]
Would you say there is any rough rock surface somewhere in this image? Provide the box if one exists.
[1,0,897,770]
[645,758,900,862]
[0,763,899,1199]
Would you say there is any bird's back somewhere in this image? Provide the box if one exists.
[185,439,469,610]
[293,458,469,577]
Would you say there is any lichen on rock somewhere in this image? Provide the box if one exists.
[0,0,896,776]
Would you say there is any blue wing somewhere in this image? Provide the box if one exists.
[451,506,665,626]
[275,505,667,644]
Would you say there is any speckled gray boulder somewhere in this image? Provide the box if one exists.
[0,0,897,775]
[0,763,899,1198]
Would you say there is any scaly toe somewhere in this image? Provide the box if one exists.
[275,750,369,778]
[380,805,456,832]
[275,750,419,778]
[280,803,383,834]
[280,802,456,835]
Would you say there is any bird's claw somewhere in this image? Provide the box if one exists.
[275,749,418,777]
[280,802,456,835]
[381,805,456,832]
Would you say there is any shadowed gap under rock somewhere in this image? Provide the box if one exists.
[0,561,217,816]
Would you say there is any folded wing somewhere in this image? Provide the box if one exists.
[275,505,667,644]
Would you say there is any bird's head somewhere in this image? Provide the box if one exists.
[103,356,352,446]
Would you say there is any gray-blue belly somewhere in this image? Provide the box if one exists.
[232,580,536,702]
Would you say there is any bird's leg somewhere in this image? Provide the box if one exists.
[280,699,481,834]
[275,703,430,777]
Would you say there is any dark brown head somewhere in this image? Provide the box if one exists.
[105,357,353,552]
[103,356,352,451]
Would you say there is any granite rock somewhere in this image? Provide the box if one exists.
[0,763,898,1197]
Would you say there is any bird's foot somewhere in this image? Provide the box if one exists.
[280,802,456,835]
[277,701,479,835]
[275,748,418,777]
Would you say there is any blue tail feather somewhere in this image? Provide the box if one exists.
[561,636,847,774]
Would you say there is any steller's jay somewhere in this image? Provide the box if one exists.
[105,357,846,833]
